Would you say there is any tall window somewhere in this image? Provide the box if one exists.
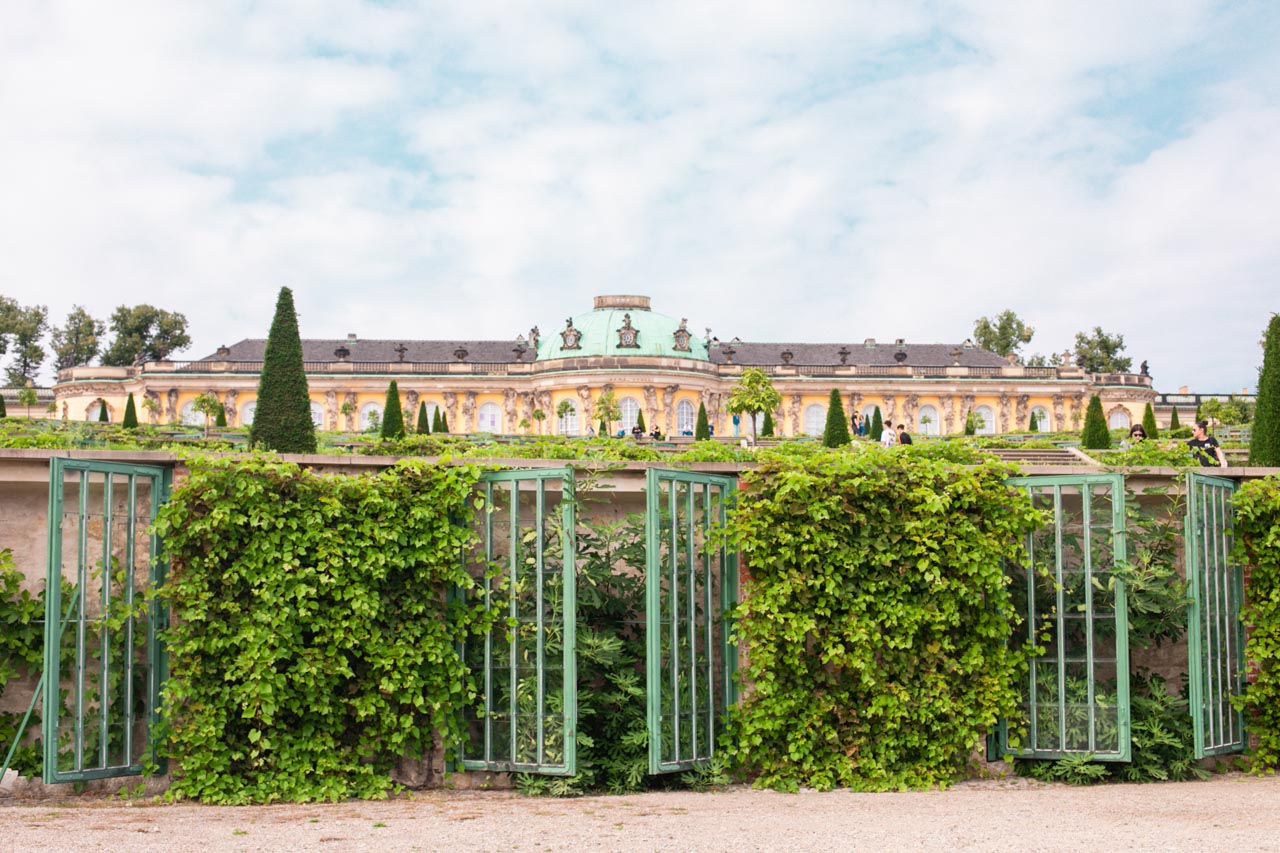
[558,401,579,435]
[917,404,940,436]
[310,402,325,428]
[1108,409,1131,430]
[477,402,502,432]
[619,397,640,432]
[179,401,205,426]
[803,404,826,436]
[677,400,695,435]
[360,402,382,430]
[973,405,995,435]
[1030,406,1050,431]
[241,401,257,426]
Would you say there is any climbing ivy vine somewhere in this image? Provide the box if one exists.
[1234,474,1280,770]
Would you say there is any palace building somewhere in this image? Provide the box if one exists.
[52,295,1156,437]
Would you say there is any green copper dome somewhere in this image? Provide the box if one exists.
[536,296,709,361]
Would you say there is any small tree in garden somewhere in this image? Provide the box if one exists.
[869,406,884,441]
[1251,313,1280,466]
[1081,394,1110,449]
[727,367,783,442]
[192,392,224,438]
[556,399,574,434]
[141,396,159,425]
[963,410,978,436]
[595,390,621,436]
[1142,402,1159,439]
[761,408,775,437]
[636,409,646,433]
[432,408,443,433]
[97,399,109,422]
[532,408,545,434]
[123,393,138,428]
[822,389,851,447]
[1169,407,1181,430]
[0,394,6,418]
[251,287,316,454]
[695,402,711,440]
[438,411,448,434]
[416,402,430,434]
[1028,410,1039,432]
[380,381,405,440]
[18,386,37,421]
[598,417,607,437]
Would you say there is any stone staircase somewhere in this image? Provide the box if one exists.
[986,447,1096,466]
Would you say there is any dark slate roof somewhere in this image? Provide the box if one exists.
[707,341,1009,368]
[200,338,1007,368]
[200,339,538,364]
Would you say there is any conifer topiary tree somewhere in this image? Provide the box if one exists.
[598,417,608,437]
[417,402,430,434]
[636,409,646,433]
[96,399,108,422]
[869,406,884,441]
[822,389,851,447]
[1169,407,1181,430]
[0,394,7,418]
[1250,313,1280,466]
[761,408,774,437]
[250,287,317,454]
[1028,410,1039,432]
[432,408,443,433]
[695,402,710,440]
[1142,402,1158,439]
[122,393,138,429]
[1081,394,1110,449]
[215,404,227,428]
[380,380,405,439]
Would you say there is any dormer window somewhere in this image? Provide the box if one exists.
[561,317,582,350]
[617,313,640,349]
[672,318,692,352]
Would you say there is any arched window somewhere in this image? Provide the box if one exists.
[917,404,940,436]
[973,405,995,435]
[1108,408,1131,430]
[241,401,257,426]
[557,401,579,436]
[477,402,501,433]
[310,402,325,428]
[416,401,438,429]
[619,397,640,433]
[179,401,205,426]
[360,402,382,431]
[677,400,695,435]
[1030,406,1050,431]
[804,404,826,436]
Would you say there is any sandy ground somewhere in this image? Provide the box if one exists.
[2,774,1279,852]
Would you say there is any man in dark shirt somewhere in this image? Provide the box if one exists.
[1187,419,1226,467]
[896,424,913,445]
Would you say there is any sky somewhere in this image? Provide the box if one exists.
[1,0,1278,392]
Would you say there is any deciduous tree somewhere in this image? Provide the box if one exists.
[1073,327,1132,373]
[50,305,105,369]
[727,367,783,441]
[973,310,1034,358]
[1,302,49,386]
[100,305,191,366]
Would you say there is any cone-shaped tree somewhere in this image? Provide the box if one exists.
[822,389,851,447]
[215,404,227,428]
[636,409,646,432]
[251,287,317,453]
[869,406,884,441]
[1142,402,1158,439]
[1081,394,1110,449]
[439,412,449,434]
[97,399,109,422]
[598,417,608,437]
[1250,313,1280,466]
[380,380,405,439]
[432,408,443,433]
[1169,407,1181,430]
[122,393,138,429]
[1028,410,1039,432]
[417,402,430,434]
[0,394,7,418]
[695,402,711,440]
[761,408,775,437]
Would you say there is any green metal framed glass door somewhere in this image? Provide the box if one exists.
[1000,474,1130,761]
[1185,472,1245,758]
[645,469,738,775]
[460,468,577,775]
[43,458,171,783]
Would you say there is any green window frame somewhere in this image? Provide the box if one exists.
[42,458,171,783]
[999,474,1130,761]
[459,468,577,775]
[1185,472,1246,757]
[644,469,739,775]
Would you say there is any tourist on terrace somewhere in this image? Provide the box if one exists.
[1188,420,1227,467]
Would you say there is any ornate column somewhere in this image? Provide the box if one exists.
[166,388,179,423]
[643,386,659,433]
[344,392,358,431]
[998,393,1012,433]
[576,385,595,428]
[463,391,477,433]
[405,389,420,424]
[662,385,678,436]
[323,390,337,431]
[1016,395,1029,430]
[442,392,458,430]
[1052,394,1065,432]
[503,388,518,432]
[225,389,240,427]
[940,395,955,434]
[789,394,802,436]
[882,394,897,428]
[902,394,919,430]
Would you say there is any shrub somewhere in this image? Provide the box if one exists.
[1169,407,1181,430]
[695,402,710,441]
[821,389,850,448]
[416,402,429,435]
[636,409,645,433]
[380,380,405,440]
[250,287,317,454]
[1028,410,1039,432]
[726,449,1041,791]
[1081,394,1110,449]
[0,395,6,418]
[98,400,109,422]
[1250,314,1280,466]
[1234,475,1280,768]
[1142,402,1159,439]
[122,393,138,429]
[869,406,883,441]
[761,409,775,437]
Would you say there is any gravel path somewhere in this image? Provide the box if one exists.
[2,774,1278,852]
